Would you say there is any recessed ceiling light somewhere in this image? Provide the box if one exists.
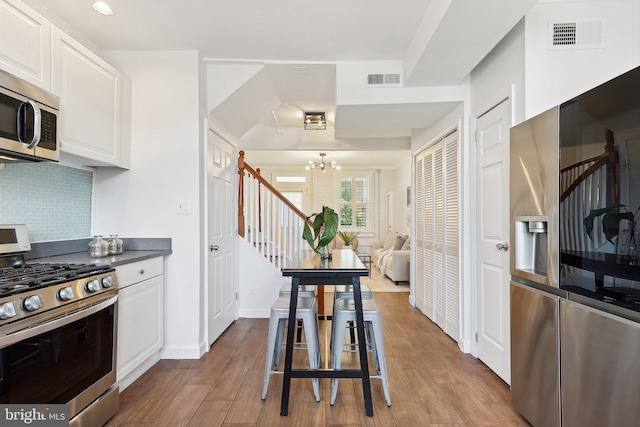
[92,1,113,15]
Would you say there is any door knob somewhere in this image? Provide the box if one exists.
[496,242,509,251]
[210,245,219,252]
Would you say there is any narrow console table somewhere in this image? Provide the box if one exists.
[281,249,372,417]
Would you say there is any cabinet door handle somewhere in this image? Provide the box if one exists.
[210,245,219,252]
[138,269,144,275]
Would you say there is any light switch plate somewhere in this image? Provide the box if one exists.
[177,199,190,214]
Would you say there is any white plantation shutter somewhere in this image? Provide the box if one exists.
[339,173,372,230]
[414,130,460,341]
[339,177,353,226]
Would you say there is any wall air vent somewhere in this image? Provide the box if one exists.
[552,22,576,46]
[366,73,401,86]
[549,20,604,50]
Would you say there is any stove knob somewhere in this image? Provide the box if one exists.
[102,276,114,288]
[0,302,16,320]
[58,287,75,301]
[24,295,42,312]
[86,279,101,293]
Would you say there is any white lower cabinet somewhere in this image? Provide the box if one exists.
[116,257,164,390]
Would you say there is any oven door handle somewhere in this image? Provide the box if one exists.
[0,294,118,349]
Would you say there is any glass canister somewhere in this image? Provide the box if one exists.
[108,234,124,255]
[88,235,108,257]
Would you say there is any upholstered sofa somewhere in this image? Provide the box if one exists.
[371,231,410,284]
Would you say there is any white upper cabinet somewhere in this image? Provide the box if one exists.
[0,0,51,89]
[51,25,131,168]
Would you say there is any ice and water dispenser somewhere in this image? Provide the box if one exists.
[514,216,548,281]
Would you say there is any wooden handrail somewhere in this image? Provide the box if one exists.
[238,150,311,229]
[559,155,602,174]
[560,129,618,204]
[238,151,246,237]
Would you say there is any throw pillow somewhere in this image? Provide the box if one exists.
[394,234,408,250]
[382,231,398,250]
[401,236,411,250]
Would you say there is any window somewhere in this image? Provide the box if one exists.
[275,176,306,183]
[338,173,373,230]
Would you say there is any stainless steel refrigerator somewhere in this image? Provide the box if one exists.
[510,106,562,427]
[510,65,640,427]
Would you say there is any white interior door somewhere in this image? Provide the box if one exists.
[207,129,237,345]
[476,99,511,384]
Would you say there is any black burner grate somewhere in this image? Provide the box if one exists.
[0,263,114,296]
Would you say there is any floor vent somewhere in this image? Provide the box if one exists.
[366,73,401,86]
[549,20,604,49]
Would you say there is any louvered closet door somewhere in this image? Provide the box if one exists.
[414,131,460,341]
[415,153,426,314]
[434,143,446,330]
[423,148,435,319]
[444,132,460,341]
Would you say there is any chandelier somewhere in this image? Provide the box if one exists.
[305,153,340,173]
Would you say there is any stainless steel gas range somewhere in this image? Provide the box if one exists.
[0,224,119,426]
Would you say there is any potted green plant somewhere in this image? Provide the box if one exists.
[583,204,637,243]
[303,206,339,259]
[337,230,359,248]
[584,205,640,260]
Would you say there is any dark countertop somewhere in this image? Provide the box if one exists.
[26,237,172,267]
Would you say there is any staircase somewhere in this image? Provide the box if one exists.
[237,151,310,272]
[560,129,619,281]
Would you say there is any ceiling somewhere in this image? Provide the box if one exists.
[23,0,537,167]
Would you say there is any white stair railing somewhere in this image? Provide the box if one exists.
[238,151,308,271]
[559,131,619,283]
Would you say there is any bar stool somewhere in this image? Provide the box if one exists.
[334,283,373,300]
[331,284,373,346]
[330,298,391,407]
[262,296,321,402]
[279,283,316,347]
[279,283,316,298]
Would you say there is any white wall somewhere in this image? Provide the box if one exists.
[525,0,639,118]
[238,239,284,317]
[336,60,464,105]
[390,155,412,236]
[471,19,526,124]
[94,50,204,359]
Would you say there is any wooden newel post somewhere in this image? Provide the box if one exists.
[257,168,262,233]
[604,128,619,207]
[238,151,245,238]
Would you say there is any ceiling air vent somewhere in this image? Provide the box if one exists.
[549,20,604,50]
[366,73,401,86]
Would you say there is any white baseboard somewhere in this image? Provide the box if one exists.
[116,352,160,391]
[160,345,202,360]
[239,308,270,318]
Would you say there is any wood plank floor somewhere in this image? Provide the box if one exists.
[106,292,531,426]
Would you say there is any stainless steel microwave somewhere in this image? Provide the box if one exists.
[0,69,59,162]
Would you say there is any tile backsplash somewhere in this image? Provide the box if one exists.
[0,163,92,242]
